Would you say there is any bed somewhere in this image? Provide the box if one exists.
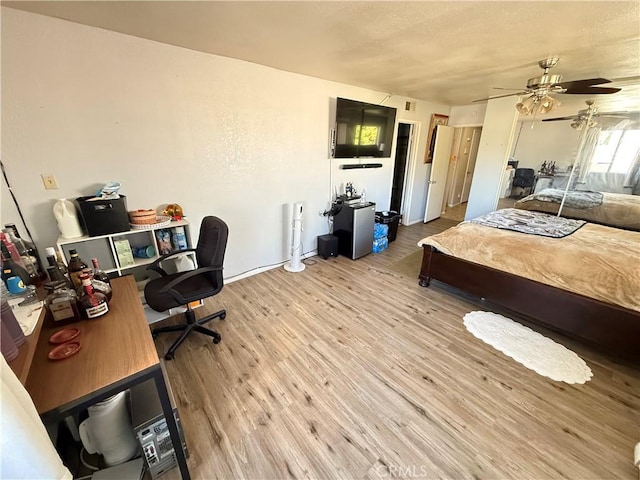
[418,208,640,362]
[514,188,640,231]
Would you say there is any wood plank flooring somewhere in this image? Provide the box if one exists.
[154,218,639,480]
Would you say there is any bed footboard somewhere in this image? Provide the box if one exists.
[419,245,640,362]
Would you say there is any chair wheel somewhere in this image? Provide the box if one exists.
[212,335,222,344]
[165,353,174,360]
[220,312,226,320]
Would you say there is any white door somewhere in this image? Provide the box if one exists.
[461,128,482,203]
[424,125,454,223]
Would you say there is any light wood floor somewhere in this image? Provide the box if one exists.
[442,198,518,222]
[155,218,639,480]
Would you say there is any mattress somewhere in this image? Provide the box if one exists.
[418,219,640,313]
[515,189,640,231]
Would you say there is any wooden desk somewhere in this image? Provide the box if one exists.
[25,276,190,479]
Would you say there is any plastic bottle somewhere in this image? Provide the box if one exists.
[171,226,188,251]
[53,199,84,239]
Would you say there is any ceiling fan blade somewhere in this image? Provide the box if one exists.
[472,91,527,103]
[541,116,578,122]
[563,86,622,95]
[491,87,527,91]
[557,78,612,89]
[594,113,634,119]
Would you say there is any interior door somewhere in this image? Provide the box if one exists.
[424,125,454,223]
[461,127,482,203]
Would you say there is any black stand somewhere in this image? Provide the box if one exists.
[152,306,225,360]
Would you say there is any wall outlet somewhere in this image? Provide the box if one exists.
[41,174,58,189]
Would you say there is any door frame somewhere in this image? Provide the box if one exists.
[393,120,421,226]
[461,127,482,204]
[424,124,455,223]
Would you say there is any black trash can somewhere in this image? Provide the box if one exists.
[375,211,402,242]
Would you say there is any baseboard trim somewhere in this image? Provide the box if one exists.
[226,250,318,284]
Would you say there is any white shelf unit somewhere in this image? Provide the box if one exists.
[57,219,199,325]
[56,219,194,276]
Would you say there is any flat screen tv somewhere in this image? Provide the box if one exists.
[333,97,397,158]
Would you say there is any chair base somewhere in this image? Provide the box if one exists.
[152,307,226,360]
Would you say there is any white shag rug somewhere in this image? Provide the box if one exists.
[463,311,593,384]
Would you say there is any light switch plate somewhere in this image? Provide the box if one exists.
[41,174,58,189]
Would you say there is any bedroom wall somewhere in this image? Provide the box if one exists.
[448,104,487,127]
[464,96,519,220]
[1,8,448,279]
[510,120,582,173]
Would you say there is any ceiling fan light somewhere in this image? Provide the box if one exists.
[538,95,560,114]
[516,96,536,115]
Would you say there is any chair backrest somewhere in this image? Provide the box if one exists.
[514,168,535,179]
[195,216,229,284]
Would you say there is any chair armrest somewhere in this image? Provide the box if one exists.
[146,249,197,276]
[159,266,223,304]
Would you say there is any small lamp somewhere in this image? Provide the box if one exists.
[538,94,560,114]
[516,96,536,115]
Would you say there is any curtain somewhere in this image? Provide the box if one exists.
[0,357,72,480]
[575,126,601,185]
[623,147,640,193]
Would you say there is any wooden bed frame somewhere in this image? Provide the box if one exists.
[419,246,640,363]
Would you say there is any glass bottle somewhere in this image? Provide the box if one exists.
[67,249,88,289]
[45,247,73,288]
[46,247,68,274]
[47,265,67,285]
[44,281,81,326]
[91,258,112,301]
[1,242,31,286]
[54,249,68,275]
[78,273,109,319]
[75,268,94,297]
[0,232,22,263]
[3,224,42,279]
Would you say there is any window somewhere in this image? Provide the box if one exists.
[590,129,640,174]
[354,125,380,146]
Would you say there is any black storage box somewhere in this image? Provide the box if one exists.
[317,234,338,259]
[77,195,129,237]
[375,211,402,242]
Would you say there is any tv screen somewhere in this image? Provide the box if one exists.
[334,97,397,158]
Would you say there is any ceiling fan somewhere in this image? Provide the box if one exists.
[473,57,621,115]
[541,99,638,130]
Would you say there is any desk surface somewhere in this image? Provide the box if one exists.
[26,276,159,415]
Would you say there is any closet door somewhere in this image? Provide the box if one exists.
[424,125,455,223]
[461,127,482,203]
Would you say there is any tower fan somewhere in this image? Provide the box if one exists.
[284,202,305,273]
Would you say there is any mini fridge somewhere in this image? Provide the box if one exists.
[332,202,376,259]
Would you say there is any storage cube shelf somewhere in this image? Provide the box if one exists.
[56,219,194,276]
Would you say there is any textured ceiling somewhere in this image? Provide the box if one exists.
[3,1,640,116]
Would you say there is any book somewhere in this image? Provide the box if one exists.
[113,239,135,267]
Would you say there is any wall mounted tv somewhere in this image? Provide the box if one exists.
[333,97,397,158]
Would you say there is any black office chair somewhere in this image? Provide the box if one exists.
[512,168,536,197]
[145,216,228,360]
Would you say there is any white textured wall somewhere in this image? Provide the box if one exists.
[1,8,447,278]
[511,120,581,172]
[465,96,518,220]
[449,104,486,127]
